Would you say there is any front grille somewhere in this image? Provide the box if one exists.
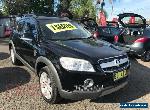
[98,54,130,73]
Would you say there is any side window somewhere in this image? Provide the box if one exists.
[23,22,37,39]
[17,21,25,32]
[29,23,37,35]
[23,23,30,33]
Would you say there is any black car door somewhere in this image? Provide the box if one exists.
[13,20,25,57]
[19,20,39,67]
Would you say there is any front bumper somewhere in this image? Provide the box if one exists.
[57,54,130,100]
[59,81,128,100]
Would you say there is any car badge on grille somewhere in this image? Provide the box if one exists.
[114,59,120,66]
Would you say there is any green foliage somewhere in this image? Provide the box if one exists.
[2,5,9,16]
[69,0,96,19]
[60,0,71,9]
[29,0,54,15]
[5,0,28,15]
[3,0,96,19]
[4,0,54,15]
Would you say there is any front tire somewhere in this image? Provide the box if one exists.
[10,47,21,65]
[141,50,150,62]
[39,66,61,104]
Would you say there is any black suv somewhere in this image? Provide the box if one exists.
[9,15,130,103]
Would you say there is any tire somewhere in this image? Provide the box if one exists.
[10,47,22,65]
[141,50,150,62]
[39,66,61,104]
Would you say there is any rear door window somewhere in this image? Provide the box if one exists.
[17,21,25,32]
[143,29,150,37]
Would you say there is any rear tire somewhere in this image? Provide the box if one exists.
[141,50,150,62]
[39,66,61,104]
[10,47,22,65]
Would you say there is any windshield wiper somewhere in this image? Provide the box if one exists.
[64,37,89,40]
[52,36,94,41]
[87,35,94,39]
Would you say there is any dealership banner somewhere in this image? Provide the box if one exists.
[99,11,107,26]
[130,16,135,23]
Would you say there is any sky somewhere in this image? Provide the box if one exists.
[103,0,150,20]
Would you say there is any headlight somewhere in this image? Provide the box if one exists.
[60,57,95,72]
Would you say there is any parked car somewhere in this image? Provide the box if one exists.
[0,16,13,38]
[118,13,146,36]
[9,15,130,104]
[81,13,150,62]
[95,26,125,44]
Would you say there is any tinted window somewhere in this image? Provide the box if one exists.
[110,28,121,35]
[98,27,120,36]
[143,29,150,37]
[97,27,110,35]
[22,22,38,39]
[121,16,145,27]
[17,21,25,32]
[39,20,91,40]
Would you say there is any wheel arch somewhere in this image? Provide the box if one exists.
[35,56,62,90]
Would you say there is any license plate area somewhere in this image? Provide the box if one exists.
[113,70,127,81]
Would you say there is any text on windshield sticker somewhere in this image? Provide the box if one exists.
[46,22,77,33]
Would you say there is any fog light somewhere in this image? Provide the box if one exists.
[84,79,94,88]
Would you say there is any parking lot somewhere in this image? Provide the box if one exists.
[0,38,150,110]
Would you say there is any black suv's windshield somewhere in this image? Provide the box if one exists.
[39,20,92,40]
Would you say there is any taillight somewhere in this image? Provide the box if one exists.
[93,31,100,38]
[135,37,149,43]
[114,35,119,43]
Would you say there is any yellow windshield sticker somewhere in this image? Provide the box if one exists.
[46,22,77,33]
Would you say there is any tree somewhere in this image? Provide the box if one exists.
[60,0,117,20]
[29,0,54,15]
[60,0,71,9]
[4,0,30,15]
[69,0,96,19]
[4,0,54,15]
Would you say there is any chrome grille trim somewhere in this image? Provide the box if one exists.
[100,57,128,68]
[98,54,127,62]
[98,54,130,73]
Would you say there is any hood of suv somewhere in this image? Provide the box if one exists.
[54,39,125,60]
[118,13,146,28]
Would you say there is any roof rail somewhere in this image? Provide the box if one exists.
[23,14,37,18]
